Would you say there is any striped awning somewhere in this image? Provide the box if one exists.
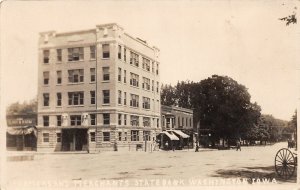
[7,126,36,136]
[172,130,190,138]
[162,131,179,141]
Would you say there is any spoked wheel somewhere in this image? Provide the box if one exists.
[275,148,296,180]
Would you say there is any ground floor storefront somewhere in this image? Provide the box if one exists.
[36,127,160,153]
[6,126,37,151]
[157,129,195,150]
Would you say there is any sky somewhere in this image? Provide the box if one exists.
[0,0,299,121]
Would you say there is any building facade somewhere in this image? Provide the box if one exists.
[159,105,194,150]
[37,23,161,152]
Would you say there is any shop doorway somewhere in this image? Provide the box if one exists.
[61,129,88,151]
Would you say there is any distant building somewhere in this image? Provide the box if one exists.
[159,105,194,150]
[6,114,37,151]
[37,23,161,152]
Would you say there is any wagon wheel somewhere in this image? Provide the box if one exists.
[275,148,296,180]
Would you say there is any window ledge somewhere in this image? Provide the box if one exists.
[67,82,84,85]
[102,80,110,83]
[102,104,110,106]
[102,58,110,60]
[130,85,139,89]
[67,60,84,63]
[67,105,84,108]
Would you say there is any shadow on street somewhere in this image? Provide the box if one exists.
[210,165,296,184]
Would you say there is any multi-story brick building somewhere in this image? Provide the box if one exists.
[37,23,161,152]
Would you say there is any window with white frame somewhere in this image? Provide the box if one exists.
[124,70,127,83]
[90,132,96,142]
[103,132,110,141]
[124,92,127,105]
[90,46,96,59]
[68,69,84,83]
[124,48,127,62]
[57,71,62,84]
[70,115,81,126]
[118,132,122,141]
[118,114,122,125]
[68,47,84,61]
[130,94,139,108]
[152,62,155,73]
[43,133,49,142]
[43,116,49,127]
[90,91,95,105]
[156,82,159,93]
[124,132,127,141]
[103,90,110,104]
[152,80,154,91]
[43,93,49,107]
[118,68,122,82]
[43,71,49,85]
[102,67,110,81]
[56,93,62,106]
[156,63,159,75]
[142,97,150,109]
[143,117,150,127]
[142,77,150,90]
[68,91,84,105]
[130,51,139,67]
[102,44,110,58]
[143,131,151,141]
[124,114,127,125]
[57,115,62,126]
[90,68,96,82]
[118,45,122,59]
[57,49,62,62]
[130,72,139,87]
[130,115,139,126]
[131,130,139,141]
[43,50,50,63]
[103,113,110,125]
[118,90,122,105]
[90,114,96,125]
[142,57,150,71]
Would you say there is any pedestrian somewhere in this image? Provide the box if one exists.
[195,142,199,152]
[236,140,241,151]
[165,141,169,150]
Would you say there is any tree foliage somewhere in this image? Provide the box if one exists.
[6,99,37,115]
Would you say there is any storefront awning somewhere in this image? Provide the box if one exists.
[162,131,179,141]
[172,130,190,138]
[7,126,36,136]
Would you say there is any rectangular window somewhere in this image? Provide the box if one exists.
[124,92,127,105]
[103,90,110,104]
[130,94,139,108]
[182,118,184,127]
[157,119,159,128]
[68,69,84,83]
[124,48,127,62]
[56,93,62,106]
[43,116,49,127]
[43,93,49,107]
[102,44,110,58]
[156,63,159,75]
[143,117,150,127]
[131,130,139,141]
[124,114,127,126]
[143,131,151,141]
[68,91,84,105]
[103,67,110,81]
[118,132,122,141]
[90,132,96,142]
[57,71,62,84]
[103,113,110,125]
[118,90,122,105]
[124,70,126,83]
[152,80,154,91]
[103,132,110,141]
[130,72,139,87]
[90,114,96,125]
[152,62,154,73]
[118,45,122,59]
[124,132,127,141]
[43,50,50,63]
[57,49,62,62]
[178,117,181,127]
[70,115,81,126]
[57,115,62,126]
[142,77,150,90]
[43,71,49,85]
[142,97,150,109]
[156,82,159,93]
[142,57,150,71]
[130,115,139,126]
[118,68,122,82]
[90,46,96,59]
[90,91,95,105]
[56,133,61,142]
[130,51,139,67]
[68,47,84,61]
[118,114,122,125]
[43,133,49,142]
[90,68,96,82]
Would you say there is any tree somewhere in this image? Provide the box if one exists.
[6,99,37,115]
[160,84,177,106]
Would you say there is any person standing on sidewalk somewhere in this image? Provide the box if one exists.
[236,140,241,151]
